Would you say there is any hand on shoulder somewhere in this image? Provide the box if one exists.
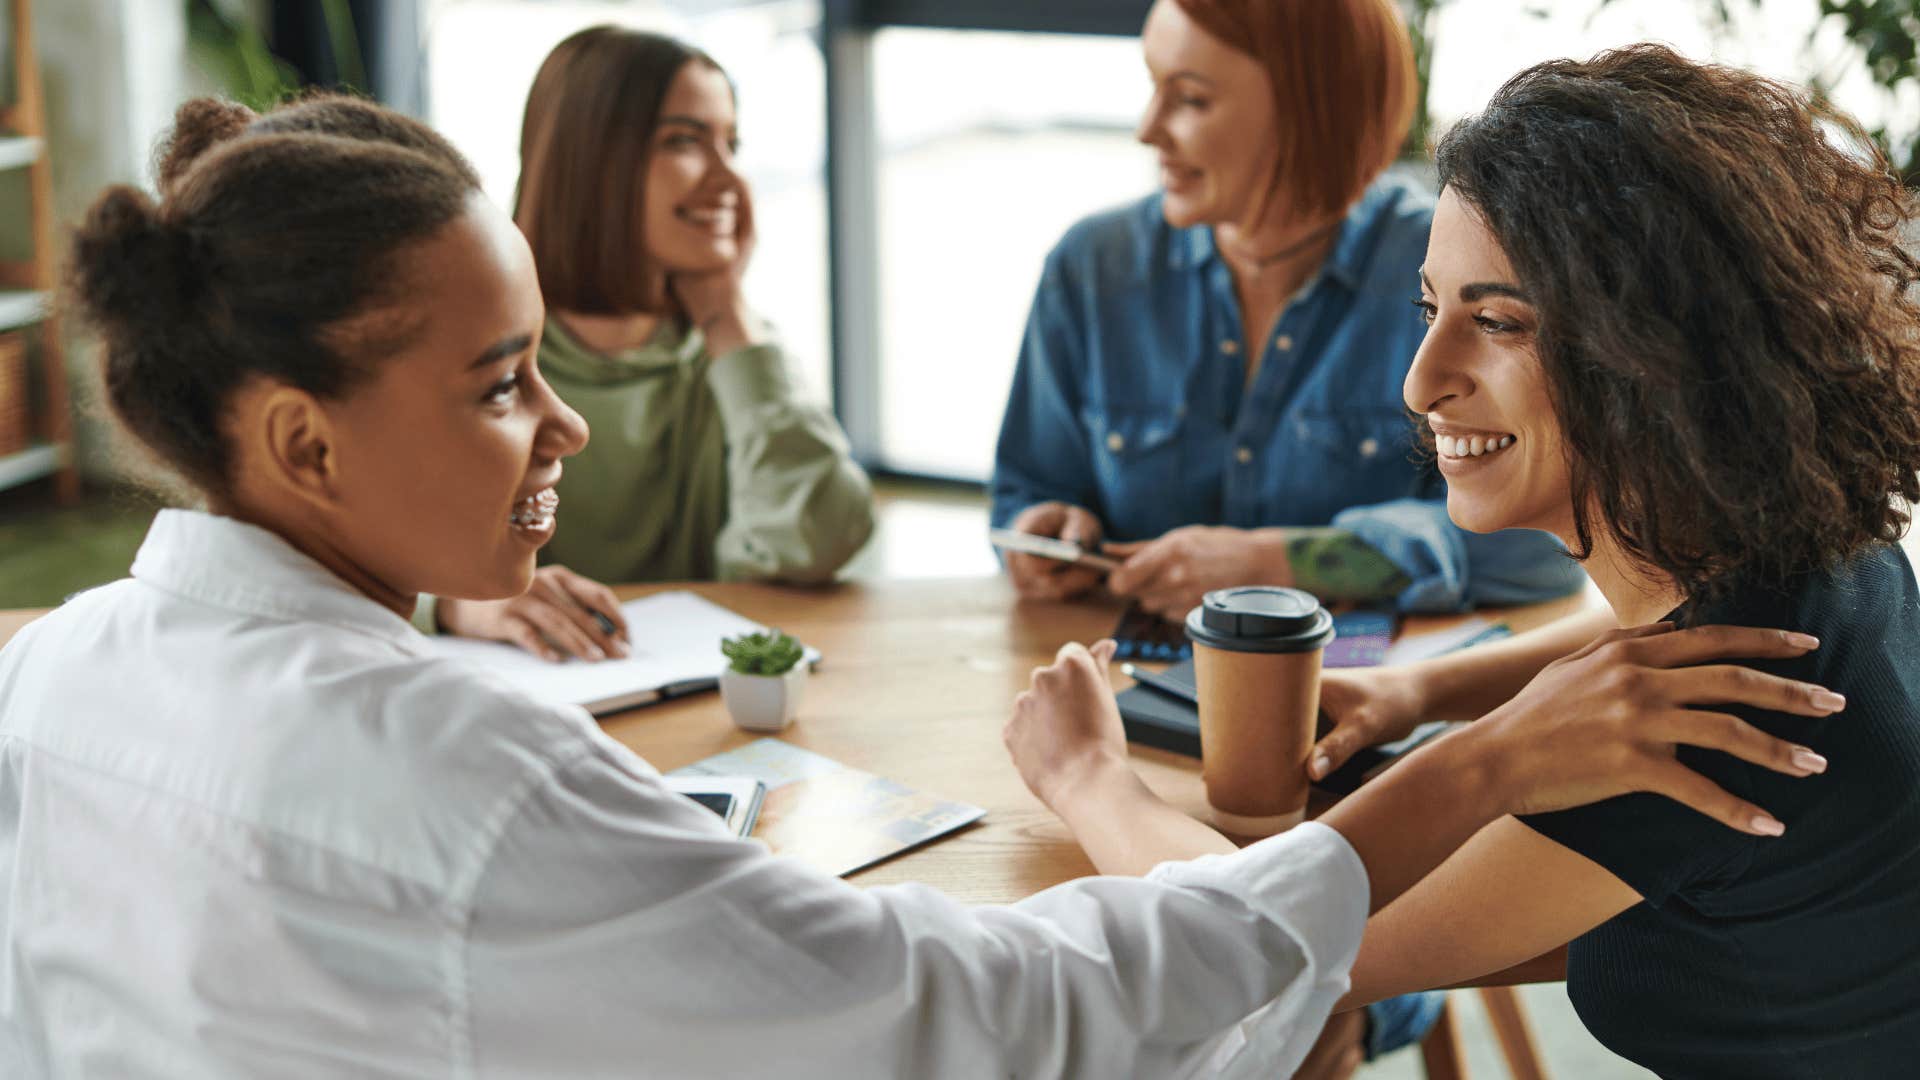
[1469,622,1839,834]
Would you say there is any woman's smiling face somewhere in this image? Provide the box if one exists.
[318,194,591,603]
[1135,0,1280,232]
[1405,186,1574,540]
[642,60,743,274]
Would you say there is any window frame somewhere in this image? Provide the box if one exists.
[822,1,1149,481]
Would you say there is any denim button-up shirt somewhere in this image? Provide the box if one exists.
[990,178,1584,612]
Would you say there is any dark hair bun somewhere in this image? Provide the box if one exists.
[157,98,256,195]
[64,92,480,498]
[67,185,198,343]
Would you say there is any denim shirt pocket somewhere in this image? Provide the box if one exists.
[1287,408,1428,518]
[1082,404,1185,525]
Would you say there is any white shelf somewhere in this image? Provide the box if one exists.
[0,136,41,172]
[0,442,62,492]
[0,290,47,332]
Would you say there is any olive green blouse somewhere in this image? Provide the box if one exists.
[533,315,874,585]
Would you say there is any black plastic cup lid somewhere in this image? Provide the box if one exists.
[1184,586,1334,653]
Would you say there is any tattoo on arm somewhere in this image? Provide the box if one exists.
[1285,528,1411,601]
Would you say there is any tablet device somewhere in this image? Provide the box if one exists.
[989,528,1120,573]
[663,775,766,837]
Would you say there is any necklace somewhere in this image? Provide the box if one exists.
[1223,219,1341,274]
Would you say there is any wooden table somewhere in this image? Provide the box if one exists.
[584,578,1591,903]
[0,579,1594,905]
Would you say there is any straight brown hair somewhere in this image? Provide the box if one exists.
[514,26,723,315]
[1173,0,1417,228]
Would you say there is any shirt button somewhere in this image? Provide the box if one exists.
[1359,437,1380,458]
[1235,446,1253,465]
[1275,334,1294,351]
[1107,432,1126,453]
[1219,339,1239,356]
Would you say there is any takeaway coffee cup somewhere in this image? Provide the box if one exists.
[1185,586,1335,836]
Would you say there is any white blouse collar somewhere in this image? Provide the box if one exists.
[130,508,422,652]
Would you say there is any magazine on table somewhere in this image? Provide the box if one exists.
[671,739,985,878]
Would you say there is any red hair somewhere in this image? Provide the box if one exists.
[1173,0,1417,225]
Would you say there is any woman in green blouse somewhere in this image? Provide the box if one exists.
[431,26,875,660]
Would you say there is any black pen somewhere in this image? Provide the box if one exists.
[575,602,625,648]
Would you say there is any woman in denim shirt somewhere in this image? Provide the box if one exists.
[990,1,1583,1073]
[991,0,1584,625]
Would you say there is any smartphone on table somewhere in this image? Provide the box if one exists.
[662,775,766,837]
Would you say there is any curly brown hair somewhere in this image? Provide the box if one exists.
[1433,44,1920,603]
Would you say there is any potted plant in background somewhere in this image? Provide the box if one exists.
[720,631,808,733]
[187,0,367,108]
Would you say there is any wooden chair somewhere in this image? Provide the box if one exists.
[1418,988,1549,1080]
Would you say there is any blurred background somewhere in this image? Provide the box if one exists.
[1,2,1917,1074]
[4,0,1918,606]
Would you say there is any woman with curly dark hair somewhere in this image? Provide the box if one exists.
[1013,42,1920,1078]
[1329,45,1920,1075]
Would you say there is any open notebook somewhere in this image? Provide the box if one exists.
[428,590,818,716]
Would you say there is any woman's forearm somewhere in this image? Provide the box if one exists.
[1045,675,1537,888]
[1316,728,1508,914]
[1407,606,1616,722]
[708,343,876,583]
[1049,765,1237,877]
[1440,946,1567,989]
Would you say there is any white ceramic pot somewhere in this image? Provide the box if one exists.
[719,666,807,732]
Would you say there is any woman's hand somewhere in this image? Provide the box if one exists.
[1003,502,1108,601]
[1473,622,1841,834]
[1003,639,1127,811]
[436,565,630,663]
[670,180,758,355]
[1005,638,1241,876]
[1309,666,1430,782]
[1105,525,1291,621]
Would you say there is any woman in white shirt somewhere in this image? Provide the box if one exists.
[0,94,1836,1078]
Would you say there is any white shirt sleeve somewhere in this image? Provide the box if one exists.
[463,737,1368,1080]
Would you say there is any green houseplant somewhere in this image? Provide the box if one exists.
[187,0,367,108]
[719,631,807,732]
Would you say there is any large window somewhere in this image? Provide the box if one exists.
[421,0,1909,485]
[868,29,1149,478]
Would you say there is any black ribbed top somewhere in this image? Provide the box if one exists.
[1520,544,1920,1078]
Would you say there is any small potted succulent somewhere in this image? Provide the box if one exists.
[719,630,807,732]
